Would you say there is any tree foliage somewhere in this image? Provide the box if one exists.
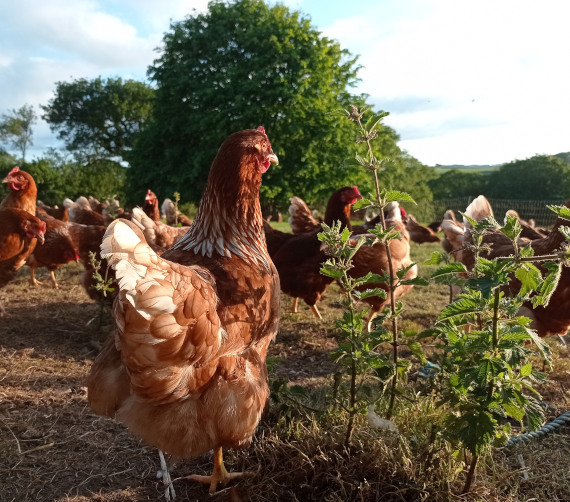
[128,0,385,210]
[427,169,489,199]
[485,155,570,200]
[41,77,154,161]
[0,104,37,161]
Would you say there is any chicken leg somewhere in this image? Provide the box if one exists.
[182,447,250,494]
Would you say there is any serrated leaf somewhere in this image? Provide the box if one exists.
[353,198,374,211]
[439,296,481,320]
[501,214,522,241]
[502,402,525,423]
[401,277,430,286]
[520,362,532,377]
[431,263,468,279]
[320,266,343,279]
[356,288,387,300]
[515,264,542,297]
[547,204,570,221]
[531,261,561,307]
[425,251,445,266]
[407,340,427,365]
[384,190,416,204]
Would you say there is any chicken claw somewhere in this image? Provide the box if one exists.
[180,447,252,494]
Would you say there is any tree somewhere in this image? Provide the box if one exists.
[41,77,154,161]
[0,104,37,161]
[486,155,570,200]
[128,0,375,210]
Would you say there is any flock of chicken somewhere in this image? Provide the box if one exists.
[2,127,569,498]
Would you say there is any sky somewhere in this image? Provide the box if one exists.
[0,0,569,167]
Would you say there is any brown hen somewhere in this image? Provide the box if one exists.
[87,127,280,495]
[0,208,45,314]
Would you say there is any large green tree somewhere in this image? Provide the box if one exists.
[128,0,374,211]
[41,77,154,161]
[0,104,36,162]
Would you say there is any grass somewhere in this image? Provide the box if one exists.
[1,240,569,501]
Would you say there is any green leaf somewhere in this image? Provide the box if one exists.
[520,362,532,377]
[515,264,542,297]
[439,295,482,321]
[531,262,561,308]
[401,277,430,286]
[547,204,570,221]
[406,340,427,365]
[320,266,343,279]
[353,198,373,211]
[425,251,445,266]
[384,190,416,204]
[430,263,468,279]
[356,288,387,300]
[501,214,522,241]
[502,402,525,423]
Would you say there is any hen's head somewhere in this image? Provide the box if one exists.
[210,127,278,186]
[145,189,157,204]
[22,218,46,244]
[340,186,363,206]
[3,166,35,192]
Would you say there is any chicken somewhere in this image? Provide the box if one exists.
[162,197,193,226]
[88,196,106,214]
[0,208,46,314]
[64,196,105,226]
[405,214,441,243]
[26,212,78,289]
[130,207,189,252]
[440,209,465,258]
[142,189,161,221]
[37,201,69,221]
[446,195,570,337]
[347,212,417,329]
[287,196,321,233]
[87,127,280,495]
[288,186,362,234]
[1,166,37,214]
[265,187,363,318]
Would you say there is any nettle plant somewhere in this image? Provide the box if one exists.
[318,106,428,447]
[425,207,570,493]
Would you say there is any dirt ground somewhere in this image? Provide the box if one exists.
[2,248,570,502]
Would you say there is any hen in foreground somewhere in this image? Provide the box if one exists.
[87,128,280,496]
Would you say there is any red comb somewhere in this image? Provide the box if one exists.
[8,166,20,175]
[257,126,266,136]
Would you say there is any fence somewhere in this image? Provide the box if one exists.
[410,197,566,228]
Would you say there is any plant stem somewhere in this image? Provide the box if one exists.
[462,454,478,494]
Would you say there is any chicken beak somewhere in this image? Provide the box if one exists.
[2,175,11,184]
[37,233,45,245]
[267,153,279,165]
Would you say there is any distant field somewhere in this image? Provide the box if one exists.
[433,165,499,174]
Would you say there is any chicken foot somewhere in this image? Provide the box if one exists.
[29,268,42,286]
[179,447,252,494]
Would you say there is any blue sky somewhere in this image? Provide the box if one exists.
[1,0,568,166]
